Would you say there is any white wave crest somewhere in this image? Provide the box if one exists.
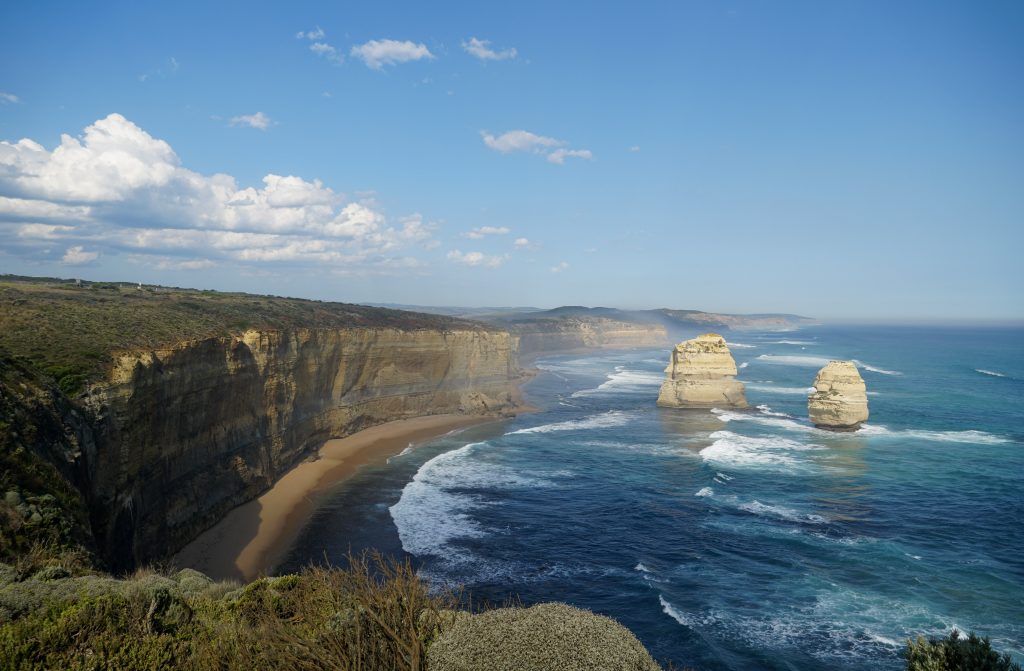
[738,500,827,524]
[773,340,816,345]
[386,445,416,464]
[975,369,1007,378]
[738,362,749,369]
[659,596,696,627]
[711,408,819,433]
[857,425,1010,445]
[695,487,714,497]
[571,367,664,397]
[700,431,822,471]
[747,384,816,396]
[726,342,757,349]
[391,442,556,559]
[852,359,902,376]
[756,354,835,367]
[509,410,633,435]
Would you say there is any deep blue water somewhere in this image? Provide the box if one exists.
[281,325,1024,670]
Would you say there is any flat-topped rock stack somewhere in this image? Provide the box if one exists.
[656,333,748,408]
[808,360,869,430]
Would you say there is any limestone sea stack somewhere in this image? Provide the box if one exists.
[807,360,869,430]
[656,333,748,408]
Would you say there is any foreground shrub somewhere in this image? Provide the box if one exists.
[0,550,462,671]
[906,630,1022,671]
[427,602,662,671]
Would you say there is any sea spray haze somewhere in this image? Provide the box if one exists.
[282,324,1024,670]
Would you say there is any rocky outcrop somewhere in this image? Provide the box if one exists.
[509,317,668,357]
[656,333,747,408]
[76,327,519,570]
[807,360,869,430]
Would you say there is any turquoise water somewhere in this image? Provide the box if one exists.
[281,325,1024,670]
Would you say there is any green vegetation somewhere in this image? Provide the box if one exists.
[0,352,96,567]
[0,551,465,671]
[906,630,1022,671]
[0,275,487,394]
[427,602,662,671]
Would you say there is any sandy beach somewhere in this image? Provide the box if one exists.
[172,414,496,582]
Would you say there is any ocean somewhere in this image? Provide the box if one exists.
[279,324,1024,670]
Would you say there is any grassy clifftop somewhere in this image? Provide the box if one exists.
[0,275,489,395]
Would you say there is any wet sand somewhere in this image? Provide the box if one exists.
[172,414,495,582]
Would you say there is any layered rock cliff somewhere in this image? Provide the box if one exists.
[807,360,869,430]
[509,317,668,357]
[79,327,519,570]
[656,334,747,408]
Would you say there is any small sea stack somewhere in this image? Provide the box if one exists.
[807,360,869,430]
[656,333,748,408]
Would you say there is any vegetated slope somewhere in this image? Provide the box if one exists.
[0,352,97,566]
[0,275,491,395]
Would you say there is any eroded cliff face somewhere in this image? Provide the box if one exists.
[80,327,519,570]
[511,317,668,357]
[656,333,747,408]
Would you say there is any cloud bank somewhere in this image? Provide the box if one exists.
[0,114,436,272]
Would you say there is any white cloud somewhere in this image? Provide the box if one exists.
[296,26,326,40]
[550,261,569,273]
[463,225,510,239]
[513,237,530,248]
[481,130,561,154]
[447,250,506,268]
[482,130,592,164]
[61,245,98,265]
[629,145,640,152]
[0,114,440,273]
[547,148,593,164]
[462,37,517,61]
[229,112,273,130]
[350,39,434,70]
[310,42,344,64]
[0,92,20,105]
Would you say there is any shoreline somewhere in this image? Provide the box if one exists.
[172,413,502,582]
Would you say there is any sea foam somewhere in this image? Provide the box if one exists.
[746,384,816,396]
[699,431,821,471]
[571,366,664,397]
[975,368,1007,378]
[509,410,633,435]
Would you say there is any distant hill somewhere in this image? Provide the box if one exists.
[483,305,816,336]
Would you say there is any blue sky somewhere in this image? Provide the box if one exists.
[1,1,1021,321]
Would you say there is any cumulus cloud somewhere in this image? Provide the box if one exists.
[0,92,20,105]
[550,261,569,273]
[0,114,439,273]
[513,237,530,248]
[463,225,509,239]
[547,148,593,164]
[447,250,506,268]
[229,112,273,130]
[350,39,434,70]
[629,145,641,152]
[296,27,342,64]
[481,130,560,154]
[310,42,343,64]
[481,129,592,164]
[295,26,326,40]
[462,37,517,61]
[61,245,98,265]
